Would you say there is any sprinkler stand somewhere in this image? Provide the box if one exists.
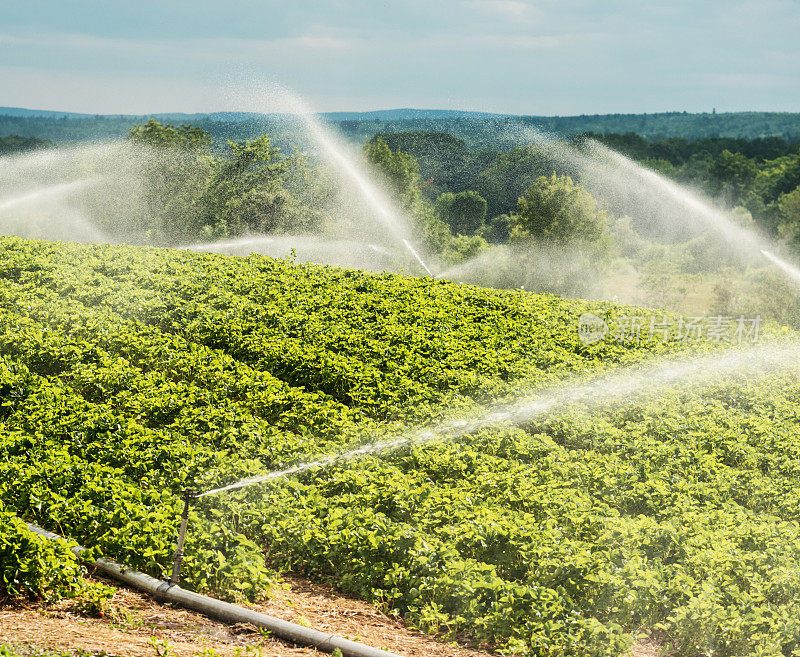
[170,489,195,585]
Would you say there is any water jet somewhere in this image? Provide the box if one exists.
[179,235,404,271]
[0,178,105,214]
[267,87,436,276]
[197,339,800,498]
[761,249,800,286]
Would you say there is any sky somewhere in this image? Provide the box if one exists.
[1,0,799,115]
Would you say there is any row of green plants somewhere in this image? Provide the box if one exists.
[0,236,798,656]
[0,504,109,604]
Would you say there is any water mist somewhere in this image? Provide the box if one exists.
[258,86,435,276]
[199,339,800,497]
[181,235,398,271]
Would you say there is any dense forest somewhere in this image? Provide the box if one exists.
[372,129,800,242]
[3,111,798,247]
[3,109,800,146]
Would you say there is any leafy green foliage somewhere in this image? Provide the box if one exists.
[434,191,487,235]
[199,136,324,238]
[470,145,563,220]
[362,137,422,201]
[777,187,800,247]
[125,120,328,243]
[511,173,609,246]
[367,131,800,251]
[127,119,212,153]
[363,136,488,263]
[0,506,110,606]
[0,135,52,156]
[0,237,798,656]
[708,150,758,202]
[371,131,495,201]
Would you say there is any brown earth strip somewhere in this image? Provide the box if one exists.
[0,576,660,657]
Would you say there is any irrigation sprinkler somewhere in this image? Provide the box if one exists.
[170,489,197,586]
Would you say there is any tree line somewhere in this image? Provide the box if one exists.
[0,134,52,156]
[3,119,800,265]
[3,110,800,146]
[374,129,800,251]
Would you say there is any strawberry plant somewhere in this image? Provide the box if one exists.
[0,236,798,655]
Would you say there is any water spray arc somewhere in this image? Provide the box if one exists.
[571,138,800,289]
[274,88,435,276]
[178,235,403,271]
[0,178,105,214]
[459,124,800,298]
[760,249,800,286]
[584,141,769,253]
[401,238,434,276]
[198,340,800,498]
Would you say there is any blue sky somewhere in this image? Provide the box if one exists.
[1,0,799,115]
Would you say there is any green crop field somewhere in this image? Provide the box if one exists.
[2,236,800,656]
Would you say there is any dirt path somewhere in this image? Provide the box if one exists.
[0,576,661,657]
[0,576,491,657]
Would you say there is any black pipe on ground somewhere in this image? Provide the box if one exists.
[25,522,403,657]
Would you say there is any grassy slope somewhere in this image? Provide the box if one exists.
[1,237,799,656]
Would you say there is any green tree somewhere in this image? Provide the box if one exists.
[750,154,800,235]
[0,134,52,156]
[777,187,800,246]
[510,173,609,246]
[482,213,513,243]
[363,137,421,202]
[127,118,212,153]
[125,120,325,242]
[372,131,494,200]
[364,137,488,266]
[434,191,487,235]
[709,149,757,201]
[200,136,323,237]
[470,145,564,218]
[126,120,215,242]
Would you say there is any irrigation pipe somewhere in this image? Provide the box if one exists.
[25,522,403,657]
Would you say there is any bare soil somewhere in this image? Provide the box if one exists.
[0,576,661,657]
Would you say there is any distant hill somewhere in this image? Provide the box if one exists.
[1,107,799,146]
[0,107,94,119]
[322,108,507,120]
[0,106,508,122]
[0,107,268,122]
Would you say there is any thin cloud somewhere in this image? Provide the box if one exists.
[478,34,564,49]
[290,36,351,49]
[705,72,797,89]
[413,31,603,52]
[0,31,355,58]
[0,27,577,62]
[462,0,539,22]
